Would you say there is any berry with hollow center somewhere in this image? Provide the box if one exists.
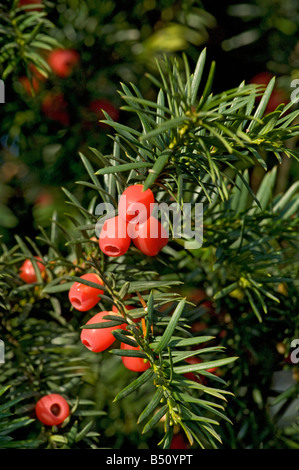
[118,184,155,224]
[121,342,150,372]
[128,216,168,256]
[35,394,69,426]
[99,215,131,257]
[68,273,104,312]
[81,311,126,352]
[19,256,45,283]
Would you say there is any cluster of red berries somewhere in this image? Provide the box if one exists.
[18,265,148,425]
[68,273,150,373]
[19,41,120,127]
[17,34,119,127]
[99,184,168,257]
[18,261,150,375]
[18,184,167,425]
[70,189,160,367]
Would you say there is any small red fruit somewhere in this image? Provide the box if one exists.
[121,342,150,372]
[99,215,131,257]
[191,321,208,333]
[34,191,54,208]
[249,72,273,90]
[29,64,47,82]
[41,92,70,126]
[128,216,168,256]
[47,49,80,78]
[118,184,155,224]
[183,356,218,385]
[68,273,104,312]
[265,88,289,114]
[249,72,289,114]
[183,356,205,384]
[89,99,119,127]
[170,432,189,449]
[19,256,45,283]
[35,394,69,426]
[18,0,42,10]
[18,76,40,96]
[80,311,126,353]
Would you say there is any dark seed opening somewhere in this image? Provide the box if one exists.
[70,297,81,308]
[105,245,120,255]
[82,339,91,349]
[50,403,61,416]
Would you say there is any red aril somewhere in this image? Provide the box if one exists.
[89,99,119,126]
[19,256,45,283]
[128,216,168,256]
[41,92,70,126]
[47,49,80,78]
[118,184,155,224]
[80,311,126,352]
[170,432,189,449]
[68,273,104,312]
[35,394,69,426]
[99,216,131,257]
[121,342,150,372]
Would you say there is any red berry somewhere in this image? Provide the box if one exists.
[29,64,47,82]
[249,72,289,114]
[34,191,54,207]
[249,72,273,88]
[18,76,40,96]
[41,92,70,126]
[89,99,119,127]
[18,0,42,10]
[191,321,208,333]
[47,49,80,78]
[265,88,289,113]
[19,256,45,283]
[118,184,155,224]
[68,273,104,312]
[170,432,189,449]
[128,216,168,256]
[99,215,131,257]
[183,356,205,384]
[121,342,150,372]
[183,356,218,384]
[80,311,126,352]
[35,394,69,426]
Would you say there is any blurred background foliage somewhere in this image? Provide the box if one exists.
[0,0,298,450]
